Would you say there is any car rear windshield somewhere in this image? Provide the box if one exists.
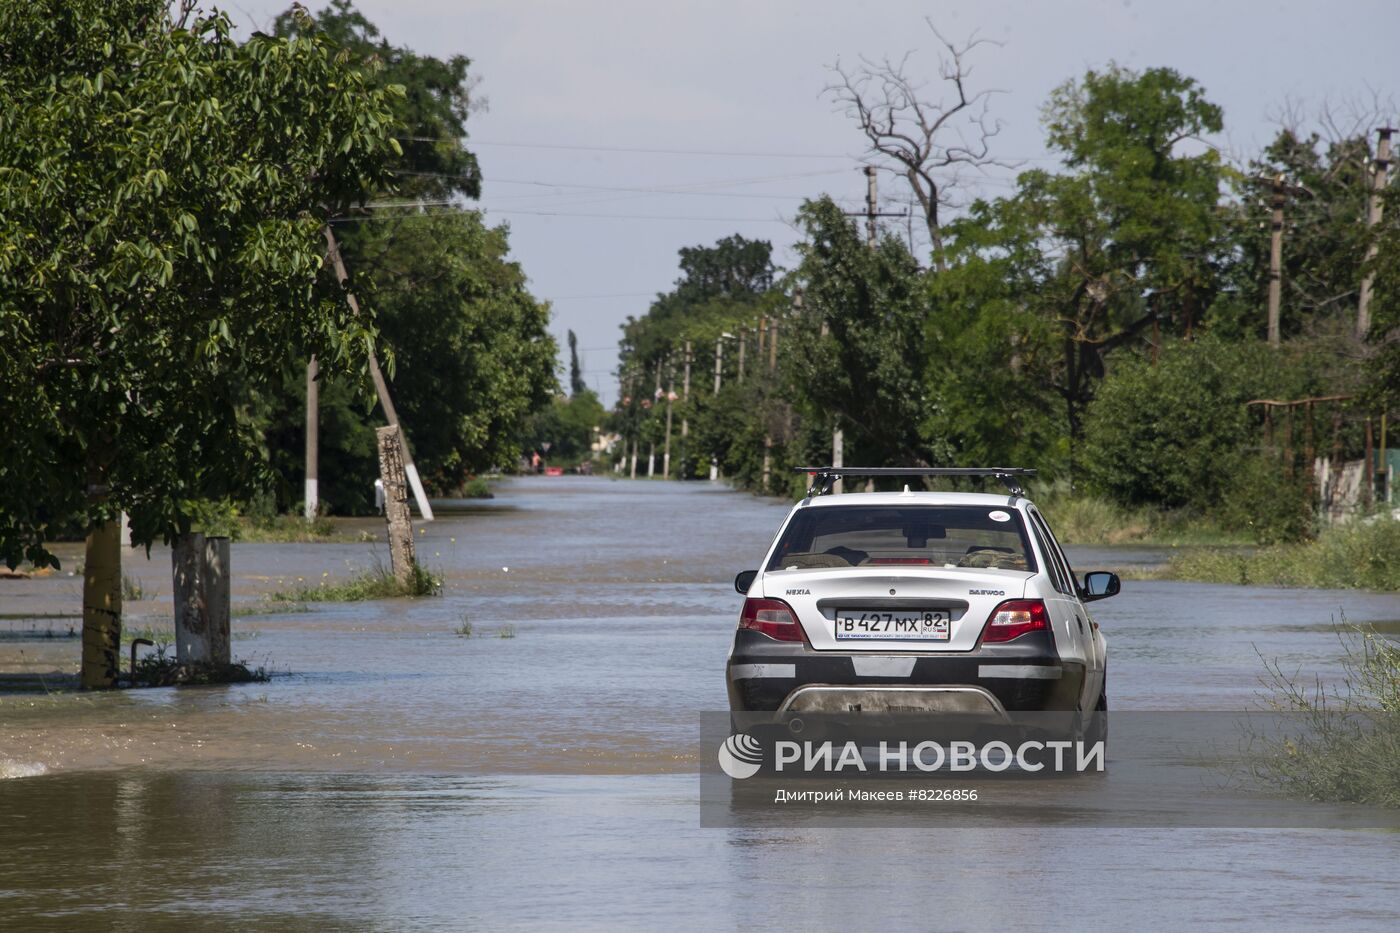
[766,505,1037,573]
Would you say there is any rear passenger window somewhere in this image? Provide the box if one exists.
[1028,511,1074,596]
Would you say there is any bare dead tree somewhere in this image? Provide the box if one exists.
[166,0,200,29]
[825,21,1012,272]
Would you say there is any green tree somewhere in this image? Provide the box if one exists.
[1213,128,1376,340]
[568,330,586,397]
[786,198,935,471]
[256,2,555,509]
[0,0,400,683]
[274,0,480,201]
[947,66,1226,469]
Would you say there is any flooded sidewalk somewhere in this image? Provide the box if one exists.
[3,477,1399,929]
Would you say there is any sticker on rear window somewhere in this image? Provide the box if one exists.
[988,510,1011,522]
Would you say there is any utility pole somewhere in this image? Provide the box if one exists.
[323,227,433,520]
[865,164,878,248]
[663,354,675,479]
[648,362,660,477]
[710,333,731,481]
[713,334,725,395]
[1357,126,1394,340]
[305,355,319,519]
[737,329,746,384]
[680,340,691,479]
[762,292,794,494]
[829,168,885,493]
[822,168,885,491]
[1268,174,1285,348]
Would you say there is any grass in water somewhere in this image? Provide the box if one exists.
[234,514,367,544]
[131,652,269,688]
[1163,516,1400,591]
[269,558,441,602]
[121,573,147,601]
[1245,620,1400,807]
[1031,486,1250,547]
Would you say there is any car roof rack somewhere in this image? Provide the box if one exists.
[792,466,1038,498]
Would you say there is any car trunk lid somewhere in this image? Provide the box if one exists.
[762,566,1030,651]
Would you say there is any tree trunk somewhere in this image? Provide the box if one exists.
[377,425,416,589]
[80,518,122,689]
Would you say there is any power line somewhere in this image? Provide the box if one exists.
[396,137,856,160]
[546,294,657,301]
[353,201,797,223]
[391,167,856,202]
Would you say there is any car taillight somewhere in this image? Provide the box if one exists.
[738,597,806,642]
[980,599,1049,643]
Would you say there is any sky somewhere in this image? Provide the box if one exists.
[235,0,1399,405]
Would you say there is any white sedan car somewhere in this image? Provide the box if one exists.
[726,468,1116,731]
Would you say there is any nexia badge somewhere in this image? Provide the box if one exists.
[786,588,811,596]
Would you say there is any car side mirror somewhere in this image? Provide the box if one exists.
[734,570,758,595]
[1081,571,1120,602]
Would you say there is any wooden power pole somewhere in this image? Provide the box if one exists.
[1267,175,1285,347]
[1357,126,1394,340]
[323,227,433,521]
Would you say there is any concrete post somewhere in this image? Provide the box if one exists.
[376,425,416,589]
[172,532,209,665]
[305,355,319,519]
[204,536,231,666]
[1357,128,1393,339]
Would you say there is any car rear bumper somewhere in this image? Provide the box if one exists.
[726,628,1084,713]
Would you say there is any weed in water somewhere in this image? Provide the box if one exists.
[1244,618,1400,807]
[268,555,442,602]
[455,616,473,637]
[497,624,516,639]
[121,573,146,602]
[1164,515,1400,591]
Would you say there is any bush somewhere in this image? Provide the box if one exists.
[1216,452,1315,544]
[1081,338,1302,511]
[461,476,493,499]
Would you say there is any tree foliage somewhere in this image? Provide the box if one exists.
[0,0,400,566]
[274,0,480,201]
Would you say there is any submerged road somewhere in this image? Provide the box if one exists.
[2,477,1398,929]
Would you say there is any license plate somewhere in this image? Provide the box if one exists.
[834,610,951,640]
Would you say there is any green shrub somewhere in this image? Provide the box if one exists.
[1215,452,1316,544]
[1081,338,1305,511]
[462,476,494,499]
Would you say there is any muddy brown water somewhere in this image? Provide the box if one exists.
[2,477,1398,930]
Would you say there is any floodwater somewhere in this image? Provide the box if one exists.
[2,477,1399,930]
